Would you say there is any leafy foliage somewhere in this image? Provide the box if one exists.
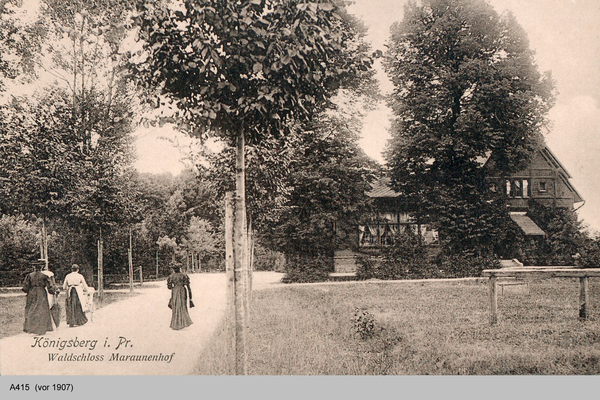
[280,254,331,283]
[252,243,285,272]
[380,230,429,278]
[199,133,297,231]
[491,199,586,266]
[131,0,375,145]
[352,307,376,339]
[271,110,378,261]
[0,0,46,91]
[357,228,501,280]
[1,89,80,218]
[129,170,225,275]
[434,252,500,278]
[577,236,600,269]
[0,214,38,286]
[525,200,586,265]
[182,216,219,262]
[131,0,377,281]
[356,230,433,280]
[1,0,140,280]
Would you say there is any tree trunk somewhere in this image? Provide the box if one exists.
[40,217,48,269]
[98,227,104,301]
[129,228,134,294]
[247,218,253,301]
[225,191,235,373]
[234,132,247,375]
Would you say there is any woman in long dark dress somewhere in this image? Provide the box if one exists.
[63,264,88,327]
[22,260,54,335]
[167,265,193,330]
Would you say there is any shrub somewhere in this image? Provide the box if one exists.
[0,215,39,287]
[356,255,379,280]
[204,256,225,272]
[357,246,499,280]
[521,200,586,266]
[356,230,435,280]
[435,253,501,278]
[253,244,286,272]
[352,307,375,339]
[282,254,331,283]
[577,238,600,269]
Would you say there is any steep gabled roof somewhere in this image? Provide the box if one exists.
[540,146,584,204]
[369,145,583,204]
[483,145,583,204]
[540,146,572,178]
[367,177,400,198]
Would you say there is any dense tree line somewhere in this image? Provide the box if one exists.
[1,0,596,287]
[1,0,380,286]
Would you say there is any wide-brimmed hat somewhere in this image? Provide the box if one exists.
[31,259,46,267]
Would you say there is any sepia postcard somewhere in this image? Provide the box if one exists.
[1,0,599,398]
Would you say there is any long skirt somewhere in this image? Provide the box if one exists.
[23,287,53,335]
[65,288,88,327]
[170,286,193,330]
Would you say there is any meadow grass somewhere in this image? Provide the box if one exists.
[0,291,140,338]
[194,277,600,375]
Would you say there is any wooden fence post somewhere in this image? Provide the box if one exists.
[98,230,104,302]
[579,276,589,320]
[490,276,498,325]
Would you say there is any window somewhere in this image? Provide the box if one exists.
[539,181,547,192]
[513,180,522,196]
[506,179,530,198]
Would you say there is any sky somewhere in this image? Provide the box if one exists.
[133,0,599,232]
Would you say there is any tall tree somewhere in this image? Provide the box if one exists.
[0,88,85,263]
[132,0,374,374]
[182,216,219,269]
[383,0,555,254]
[272,109,378,261]
[1,0,139,288]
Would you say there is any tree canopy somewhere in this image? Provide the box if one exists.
[383,0,555,253]
[131,0,374,145]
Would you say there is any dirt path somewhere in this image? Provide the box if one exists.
[0,271,284,375]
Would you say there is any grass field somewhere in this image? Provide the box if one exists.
[0,291,141,338]
[195,277,600,375]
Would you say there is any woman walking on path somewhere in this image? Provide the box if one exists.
[167,263,193,330]
[63,264,88,327]
[22,259,55,335]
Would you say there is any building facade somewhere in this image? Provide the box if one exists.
[332,145,583,274]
